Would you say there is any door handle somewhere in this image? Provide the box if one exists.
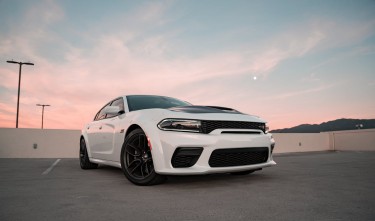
[99,126,102,130]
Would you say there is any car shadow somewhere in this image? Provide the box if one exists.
[164,172,275,187]
[94,165,276,188]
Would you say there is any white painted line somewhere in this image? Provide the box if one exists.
[42,159,61,175]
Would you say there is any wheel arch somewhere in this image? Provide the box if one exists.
[125,124,143,138]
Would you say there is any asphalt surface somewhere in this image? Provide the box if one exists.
[0,151,374,221]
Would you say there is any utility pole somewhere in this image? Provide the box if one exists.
[36,104,50,129]
[6,60,34,128]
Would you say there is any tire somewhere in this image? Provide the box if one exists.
[121,128,166,186]
[230,170,256,175]
[80,138,98,169]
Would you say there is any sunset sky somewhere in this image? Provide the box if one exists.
[1,0,374,130]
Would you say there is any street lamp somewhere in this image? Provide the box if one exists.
[6,60,34,128]
[36,104,50,129]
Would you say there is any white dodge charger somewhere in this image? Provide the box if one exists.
[80,95,276,185]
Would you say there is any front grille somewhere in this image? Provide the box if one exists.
[221,131,261,134]
[201,120,265,134]
[209,147,269,167]
[171,147,203,168]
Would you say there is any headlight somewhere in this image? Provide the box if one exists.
[157,119,201,133]
[258,123,269,133]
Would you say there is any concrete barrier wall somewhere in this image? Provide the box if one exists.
[272,133,331,153]
[0,128,80,158]
[0,128,374,158]
[327,129,375,151]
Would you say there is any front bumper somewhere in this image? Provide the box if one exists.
[149,129,276,175]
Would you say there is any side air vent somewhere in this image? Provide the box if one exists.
[171,147,203,168]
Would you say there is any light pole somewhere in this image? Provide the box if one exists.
[6,60,34,128]
[36,104,50,129]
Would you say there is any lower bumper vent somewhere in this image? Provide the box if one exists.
[209,147,269,167]
[171,147,203,168]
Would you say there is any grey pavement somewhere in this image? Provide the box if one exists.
[0,151,374,221]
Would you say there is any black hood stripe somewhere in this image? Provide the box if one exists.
[168,106,243,114]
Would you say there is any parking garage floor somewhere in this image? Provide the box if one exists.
[0,151,374,221]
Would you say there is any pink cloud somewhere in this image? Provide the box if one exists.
[1,2,374,130]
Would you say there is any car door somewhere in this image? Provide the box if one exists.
[98,98,126,161]
[86,102,110,160]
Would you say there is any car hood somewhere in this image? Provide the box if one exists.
[134,106,266,123]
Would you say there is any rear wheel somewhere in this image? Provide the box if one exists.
[121,128,166,185]
[80,138,98,169]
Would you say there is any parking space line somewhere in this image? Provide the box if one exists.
[42,159,61,175]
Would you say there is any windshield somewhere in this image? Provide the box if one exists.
[126,95,191,112]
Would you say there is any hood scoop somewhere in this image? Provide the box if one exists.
[168,106,242,114]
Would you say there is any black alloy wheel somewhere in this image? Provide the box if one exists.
[80,138,98,169]
[121,128,165,185]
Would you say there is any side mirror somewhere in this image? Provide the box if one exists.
[104,106,121,115]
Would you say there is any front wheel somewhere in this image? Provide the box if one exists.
[120,129,166,186]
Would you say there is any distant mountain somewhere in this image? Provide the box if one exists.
[270,118,375,133]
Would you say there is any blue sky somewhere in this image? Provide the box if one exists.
[0,0,374,129]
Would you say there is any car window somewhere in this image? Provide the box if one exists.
[127,95,191,112]
[94,112,100,121]
[106,98,125,118]
[94,103,110,121]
